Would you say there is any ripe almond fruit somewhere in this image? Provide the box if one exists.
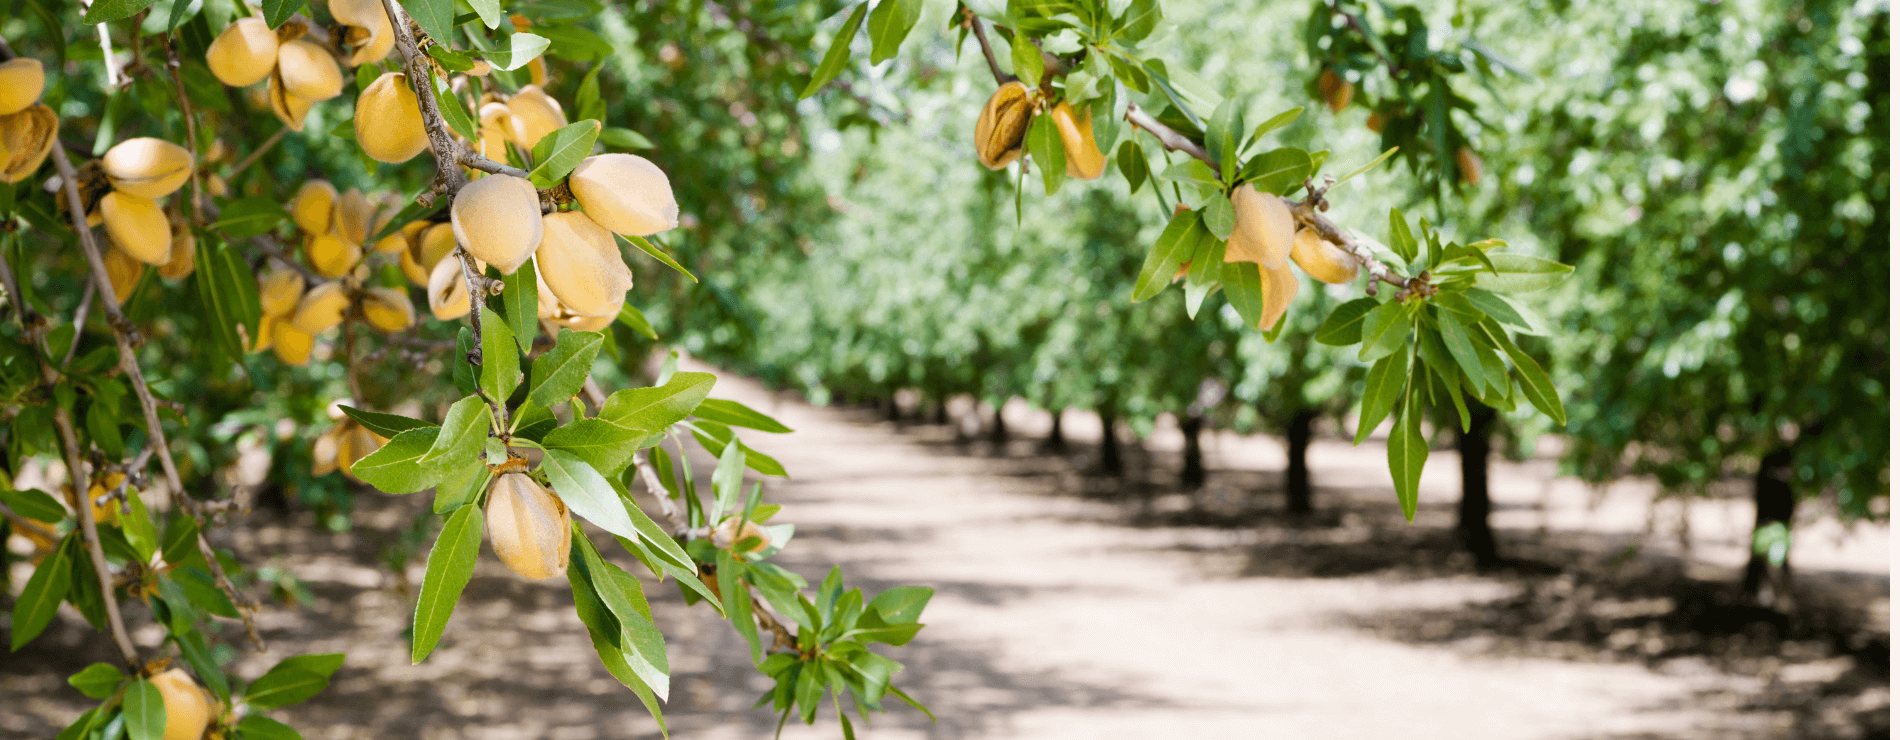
[449,174,542,274]
[259,268,307,317]
[102,137,195,199]
[504,85,567,150]
[103,246,145,306]
[305,231,361,278]
[361,287,416,333]
[1051,100,1105,180]
[206,18,280,87]
[567,154,679,237]
[268,73,316,131]
[0,104,58,183]
[150,669,211,740]
[99,191,172,265]
[0,58,46,115]
[276,39,344,101]
[428,255,472,320]
[329,0,395,66]
[331,188,373,243]
[974,81,1034,170]
[1224,183,1295,268]
[485,472,572,579]
[1288,227,1358,284]
[355,72,428,163]
[272,319,315,364]
[535,211,630,317]
[291,281,350,334]
[291,180,338,235]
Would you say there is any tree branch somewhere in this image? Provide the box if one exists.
[227,128,286,178]
[379,0,467,205]
[49,144,266,651]
[163,35,207,226]
[962,7,1014,86]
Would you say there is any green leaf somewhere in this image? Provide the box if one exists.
[211,197,290,238]
[1486,323,1565,426]
[1116,0,1161,41]
[412,504,482,664]
[1316,297,1378,346]
[84,0,158,22]
[1388,208,1418,264]
[693,399,791,433]
[1463,289,1551,336]
[420,396,489,468]
[173,628,229,701]
[431,74,480,144]
[1203,98,1245,183]
[1357,300,1411,362]
[478,307,521,403]
[160,516,201,569]
[710,439,745,520]
[123,677,166,740]
[599,127,654,151]
[468,0,499,28]
[123,485,158,561]
[618,234,697,282]
[337,406,432,439]
[1436,314,1488,394]
[542,448,646,542]
[0,487,65,522]
[1025,114,1066,196]
[11,533,73,650]
[67,663,124,699]
[235,715,304,740]
[432,460,488,514]
[529,329,604,408]
[801,2,869,98]
[865,0,922,64]
[572,532,670,699]
[1238,147,1312,196]
[867,586,932,624]
[1201,191,1235,239]
[689,422,788,477]
[352,427,446,494]
[598,372,716,432]
[244,654,344,708]
[1332,146,1399,188]
[1010,34,1044,84]
[717,555,763,663]
[542,419,647,476]
[194,236,263,367]
[402,0,456,51]
[1115,139,1149,195]
[527,120,601,189]
[1132,210,1202,302]
[617,303,659,340]
[1244,106,1304,150]
[1471,253,1573,294]
[1353,351,1408,445]
[1220,262,1265,328]
[1387,378,1427,522]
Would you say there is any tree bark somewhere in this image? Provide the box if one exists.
[1041,408,1068,453]
[990,403,1008,448]
[1741,446,1796,605]
[1456,400,1500,568]
[932,399,949,426]
[1180,412,1206,490]
[1284,408,1318,515]
[1097,405,1122,476]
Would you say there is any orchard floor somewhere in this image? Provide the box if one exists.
[3,365,1889,739]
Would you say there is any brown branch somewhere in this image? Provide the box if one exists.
[163,35,207,226]
[61,282,96,369]
[962,7,1014,86]
[0,244,142,668]
[0,239,39,328]
[49,144,266,651]
[0,502,60,544]
[378,0,467,205]
[226,128,286,181]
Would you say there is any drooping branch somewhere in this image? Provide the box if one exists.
[48,144,266,650]
[961,7,1014,86]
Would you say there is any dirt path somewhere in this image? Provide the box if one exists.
[3,365,1887,739]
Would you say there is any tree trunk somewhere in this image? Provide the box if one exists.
[1041,408,1068,453]
[1097,405,1123,476]
[885,395,902,424]
[932,399,949,426]
[1456,400,1500,568]
[1285,408,1318,515]
[1180,412,1206,490]
[1741,446,1796,606]
[990,403,1008,448]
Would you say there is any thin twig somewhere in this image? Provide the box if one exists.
[61,282,96,369]
[0,237,39,328]
[0,501,61,543]
[163,35,207,226]
[49,144,266,651]
[962,7,1014,86]
[227,128,286,178]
